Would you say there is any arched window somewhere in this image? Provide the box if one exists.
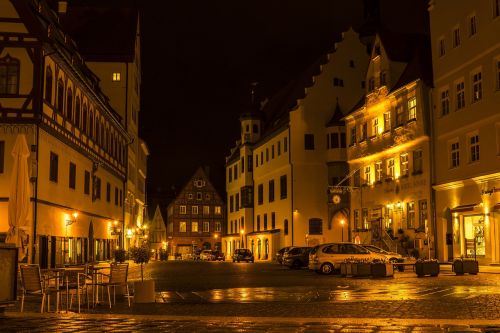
[57,78,64,114]
[89,110,94,138]
[95,117,100,143]
[82,104,88,133]
[66,88,73,122]
[75,96,81,128]
[100,121,104,146]
[0,55,20,95]
[284,219,289,235]
[44,66,53,102]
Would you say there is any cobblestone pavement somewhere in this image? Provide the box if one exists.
[1,314,500,333]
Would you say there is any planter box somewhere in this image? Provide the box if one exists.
[453,260,479,275]
[351,263,371,277]
[133,280,156,303]
[371,262,394,277]
[340,263,353,276]
[415,261,440,277]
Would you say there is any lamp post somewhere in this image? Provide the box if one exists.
[240,229,244,248]
[340,219,345,242]
[214,233,219,251]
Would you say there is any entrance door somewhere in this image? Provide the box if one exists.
[39,236,48,269]
[464,215,485,258]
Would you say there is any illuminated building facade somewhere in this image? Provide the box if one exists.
[429,0,500,264]
[146,202,167,260]
[166,167,225,258]
[344,33,434,258]
[0,0,129,266]
[224,29,369,260]
[59,1,148,251]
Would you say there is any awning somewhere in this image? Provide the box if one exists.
[450,203,480,213]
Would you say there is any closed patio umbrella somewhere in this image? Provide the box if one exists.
[5,134,31,261]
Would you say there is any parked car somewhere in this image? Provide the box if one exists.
[308,242,387,275]
[200,250,214,261]
[361,244,403,262]
[232,248,254,263]
[282,247,312,269]
[276,246,293,264]
[213,250,225,261]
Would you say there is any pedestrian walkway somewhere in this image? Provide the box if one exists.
[1,313,500,332]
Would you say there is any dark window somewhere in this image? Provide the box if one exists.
[235,193,239,211]
[271,145,275,159]
[57,79,64,114]
[75,96,81,128]
[106,182,111,202]
[82,105,88,133]
[0,55,19,94]
[0,141,4,173]
[268,179,275,202]
[258,184,264,205]
[280,175,287,199]
[349,60,354,67]
[253,124,258,133]
[69,162,76,189]
[284,219,289,235]
[228,168,232,182]
[263,214,268,230]
[49,152,58,182]
[331,133,339,148]
[229,195,234,212]
[247,156,253,172]
[84,170,90,195]
[353,170,360,187]
[271,212,276,229]
[45,66,53,102]
[340,133,346,148]
[309,218,323,235]
[119,189,122,207]
[241,157,244,173]
[304,134,315,150]
[241,186,253,208]
[66,88,73,122]
[115,187,118,205]
[266,148,269,162]
[257,215,260,231]
[94,177,101,200]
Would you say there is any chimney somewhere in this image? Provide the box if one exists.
[58,1,68,15]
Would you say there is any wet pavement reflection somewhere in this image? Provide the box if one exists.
[156,284,500,303]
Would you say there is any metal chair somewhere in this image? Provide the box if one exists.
[19,264,59,313]
[96,263,131,308]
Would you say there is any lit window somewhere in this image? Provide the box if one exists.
[407,97,417,121]
[400,153,409,177]
[383,112,391,131]
[407,202,415,228]
[215,206,222,215]
[387,159,395,179]
[450,141,460,168]
[0,55,20,94]
[453,27,461,48]
[441,89,450,116]
[360,123,367,142]
[203,206,210,215]
[472,71,482,102]
[372,118,379,136]
[375,161,382,182]
[470,134,480,162]
[179,222,186,232]
[456,81,465,110]
[350,127,357,146]
[364,166,371,185]
[215,222,221,232]
[191,222,198,232]
[112,72,121,81]
[396,105,404,126]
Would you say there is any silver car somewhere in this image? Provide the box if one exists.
[361,244,403,262]
[308,242,386,275]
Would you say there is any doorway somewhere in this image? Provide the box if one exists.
[463,215,485,258]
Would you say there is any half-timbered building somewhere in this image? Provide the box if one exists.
[0,0,129,266]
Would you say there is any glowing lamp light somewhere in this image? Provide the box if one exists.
[240,229,245,235]
[340,219,345,226]
[396,202,402,209]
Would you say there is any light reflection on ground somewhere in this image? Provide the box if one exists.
[157,285,500,304]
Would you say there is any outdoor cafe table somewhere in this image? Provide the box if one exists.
[88,264,110,307]
[40,268,65,312]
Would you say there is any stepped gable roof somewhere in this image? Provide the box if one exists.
[60,1,138,62]
[260,53,329,137]
[326,100,345,127]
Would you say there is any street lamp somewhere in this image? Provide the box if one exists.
[213,233,219,250]
[340,219,345,242]
[240,229,244,248]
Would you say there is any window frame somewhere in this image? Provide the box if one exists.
[0,55,20,95]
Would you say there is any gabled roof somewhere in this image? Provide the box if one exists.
[168,166,224,207]
[59,1,138,62]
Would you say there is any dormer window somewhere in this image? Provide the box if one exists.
[112,72,121,81]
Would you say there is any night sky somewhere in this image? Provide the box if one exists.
[139,0,429,200]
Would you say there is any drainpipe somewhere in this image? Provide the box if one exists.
[288,126,294,246]
[428,87,438,260]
